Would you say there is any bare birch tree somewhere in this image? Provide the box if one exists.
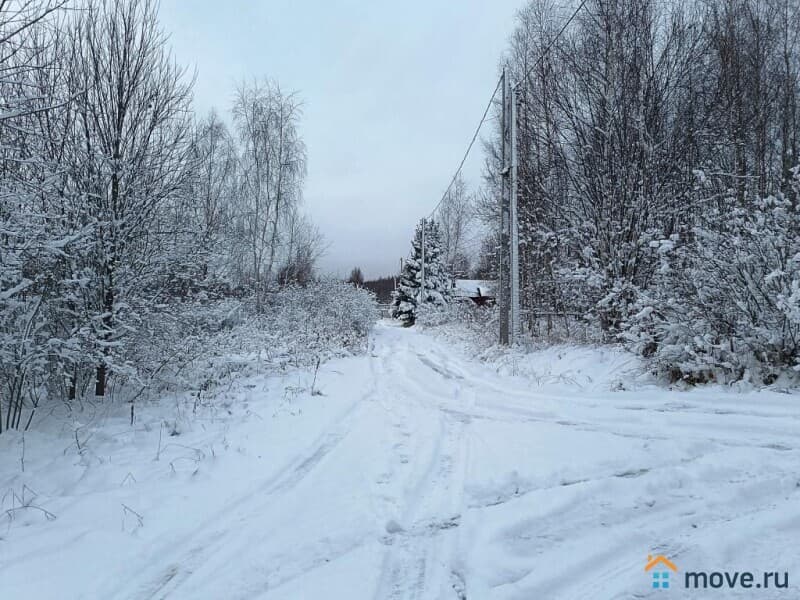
[232,80,306,308]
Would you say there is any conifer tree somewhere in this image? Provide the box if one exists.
[391,218,451,326]
[418,219,452,306]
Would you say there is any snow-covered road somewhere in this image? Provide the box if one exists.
[3,322,800,599]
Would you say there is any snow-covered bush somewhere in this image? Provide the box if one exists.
[264,278,378,359]
[625,168,800,384]
[117,280,379,401]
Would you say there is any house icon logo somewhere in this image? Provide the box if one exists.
[646,554,678,589]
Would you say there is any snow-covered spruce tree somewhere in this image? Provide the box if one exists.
[391,256,419,327]
[419,219,451,306]
[391,218,451,326]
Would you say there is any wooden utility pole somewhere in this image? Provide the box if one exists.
[510,85,520,342]
[499,70,511,345]
[499,70,521,345]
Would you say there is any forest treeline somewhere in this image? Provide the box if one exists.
[0,0,346,432]
[480,0,800,383]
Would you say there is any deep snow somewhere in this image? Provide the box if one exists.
[2,321,800,599]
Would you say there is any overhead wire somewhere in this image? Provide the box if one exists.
[513,0,589,91]
[427,75,503,219]
[427,0,588,221]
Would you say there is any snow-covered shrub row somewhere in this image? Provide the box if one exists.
[119,280,379,401]
[249,279,379,372]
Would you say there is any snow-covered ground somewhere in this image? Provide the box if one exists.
[2,321,800,599]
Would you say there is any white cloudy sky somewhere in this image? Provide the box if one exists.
[158,1,521,279]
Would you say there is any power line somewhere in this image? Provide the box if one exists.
[428,0,587,222]
[428,75,503,219]
[513,0,589,91]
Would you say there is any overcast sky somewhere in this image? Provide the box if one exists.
[158,1,521,279]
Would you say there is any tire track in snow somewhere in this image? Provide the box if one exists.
[98,371,379,600]
[374,413,469,600]
[137,335,401,599]
[400,343,800,455]
[373,336,474,600]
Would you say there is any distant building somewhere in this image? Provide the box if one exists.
[452,279,496,307]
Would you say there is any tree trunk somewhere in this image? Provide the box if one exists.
[95,364,107,397]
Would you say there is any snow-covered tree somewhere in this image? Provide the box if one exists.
[391,218,451,326]
[187,110,239,287]
[65,0,195,396]
[419,219,451,306]
[0,0,84,432]
[391,258,419,327]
